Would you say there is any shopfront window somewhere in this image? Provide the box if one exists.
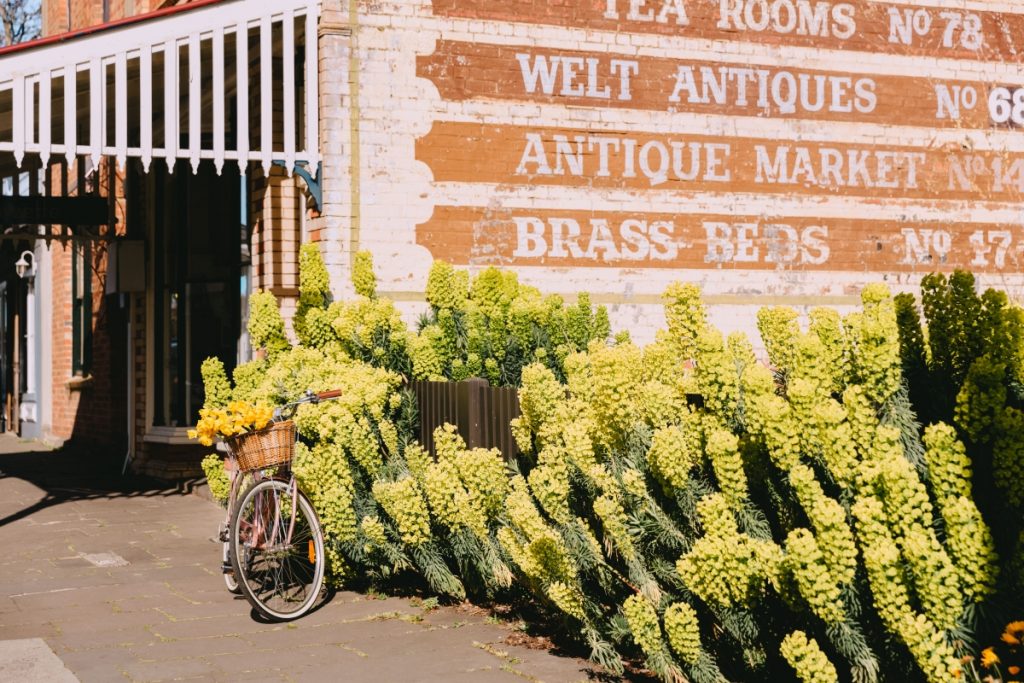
[152,161,244,427]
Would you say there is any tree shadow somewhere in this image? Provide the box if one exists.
[0,438,205,528]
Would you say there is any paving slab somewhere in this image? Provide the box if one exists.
[0,638,80,682]
[0,436,608,683]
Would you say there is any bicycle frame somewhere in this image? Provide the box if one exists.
[220,389,342,567]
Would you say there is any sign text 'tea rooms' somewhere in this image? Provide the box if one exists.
[414,0,1024,273]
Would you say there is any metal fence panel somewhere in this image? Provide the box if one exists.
[411,378,521,461]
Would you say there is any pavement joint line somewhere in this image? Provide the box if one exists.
[473,641,549,683]
[334,643,369,658]
[9,586,80,598]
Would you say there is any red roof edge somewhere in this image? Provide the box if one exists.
[0,0,230,58]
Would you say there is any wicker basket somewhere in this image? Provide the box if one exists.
[225,421,296,472]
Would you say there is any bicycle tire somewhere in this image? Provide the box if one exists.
[222,538,241,594]
[229,478,325,621]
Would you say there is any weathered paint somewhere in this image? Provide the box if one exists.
[318,0,1024,343]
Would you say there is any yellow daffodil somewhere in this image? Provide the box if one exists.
[187,400,276,444]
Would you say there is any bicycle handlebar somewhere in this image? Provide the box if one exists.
[272,389,343,421]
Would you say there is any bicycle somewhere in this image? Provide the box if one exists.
[216,389,340,621]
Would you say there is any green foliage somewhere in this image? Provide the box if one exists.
[295,243,333,346]
[200,454,230,504]
[332,297,411,376]
[664,602,701,664]
[894,269,1023,617]
[415,262,611,387]
[352,250,377,299]
[198,267,1020,683]
[200,357,231,410]
[248,290,290,358]
[780,631,838,683]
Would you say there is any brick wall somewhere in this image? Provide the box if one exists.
[316,0,1024,345]
[47,159,128,447]
[42,0,197,36]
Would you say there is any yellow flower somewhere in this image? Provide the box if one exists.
[189,400,277,444]
[981,647,999,668]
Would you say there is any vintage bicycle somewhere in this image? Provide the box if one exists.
[216,389,340,621]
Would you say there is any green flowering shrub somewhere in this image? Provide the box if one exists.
[352,250,377,299]
[373,477,432,546]
[417,262,612,387]
[294,244,333,347]
[200,357,232,410]
[895,269,1023,620]
[780,631,838,683]
[623,594,664,658]
[197,262,1020,683]
[201,454,230,504]
[663,602,701,665]
[248,290,290,358]
[757,306,800,373]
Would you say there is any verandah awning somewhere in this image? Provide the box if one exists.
[0,0,320,180]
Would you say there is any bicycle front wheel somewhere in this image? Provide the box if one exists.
[229,479,325,621]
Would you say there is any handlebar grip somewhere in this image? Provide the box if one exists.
[317,389,343,400]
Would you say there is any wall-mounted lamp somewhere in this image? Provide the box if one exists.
[15,251,35,281]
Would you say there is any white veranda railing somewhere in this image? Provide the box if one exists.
[0,0,320,177]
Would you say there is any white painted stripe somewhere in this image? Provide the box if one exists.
[424,182,1024,223]
[416,99,1024,152]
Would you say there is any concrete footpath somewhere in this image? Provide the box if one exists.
[0,435,605,683]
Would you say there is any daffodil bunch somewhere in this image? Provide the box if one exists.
[188,400,275,446]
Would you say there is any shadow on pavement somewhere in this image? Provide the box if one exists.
[0,436,204,528]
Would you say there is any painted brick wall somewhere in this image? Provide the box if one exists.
[317,0,1024,345]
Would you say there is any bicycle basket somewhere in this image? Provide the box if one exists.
[225,421,296,472]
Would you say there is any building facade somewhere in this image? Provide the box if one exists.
[2,0,1024,476]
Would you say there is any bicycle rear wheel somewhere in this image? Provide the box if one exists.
[229,478,325,621]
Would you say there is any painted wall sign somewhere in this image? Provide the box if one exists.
[342,0,1024,341]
